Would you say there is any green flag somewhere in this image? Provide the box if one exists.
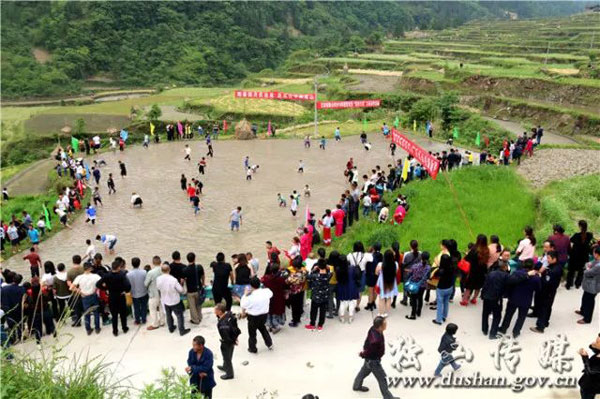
[43,204,52,231]
[71,136,79,152]
[363,115,367,131]
[475,131,481,147]
[453,127,459,139]
[393,116,399,128]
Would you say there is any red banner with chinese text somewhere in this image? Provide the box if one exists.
[391,128,440,179]
[234,90,315,101]
[316,99,381,109]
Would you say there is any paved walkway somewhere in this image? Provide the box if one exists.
[483,117,578,145]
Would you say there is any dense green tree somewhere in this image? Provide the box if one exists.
[0,1,586,98]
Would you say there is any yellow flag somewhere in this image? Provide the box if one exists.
[401,158,410,181]
[150,122,155,136]
[413,120,417,132]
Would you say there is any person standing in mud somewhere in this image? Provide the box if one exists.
[118,161,127,178]
[198,157,207,175]
[180,174,188,191]
[206,136,214,158]
[107,173,116,194]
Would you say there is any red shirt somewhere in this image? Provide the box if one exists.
[267,247,281,263]
[187,186,196,198]
[23,252,41,267]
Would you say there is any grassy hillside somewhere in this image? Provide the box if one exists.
[325,166,536,255]
[2,1,584,98]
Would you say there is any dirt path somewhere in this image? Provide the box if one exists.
[482,116,578,145]
[3,158,54,195]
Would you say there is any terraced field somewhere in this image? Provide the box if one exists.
[297,12,599,138]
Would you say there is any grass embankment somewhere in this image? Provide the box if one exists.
[0,174,89,260]
[325,166,535,255]
[536,174,600,240]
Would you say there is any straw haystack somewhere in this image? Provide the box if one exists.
[235,118,254,140]
[61,126,72,134]
[106,127,118,134]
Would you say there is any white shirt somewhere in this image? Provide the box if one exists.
[288,244,300,258]
[55,208,66,218]
[363,196,372,207]
[516,238,535,261]
[240,288,273,316]
[249,258,259,274]
[321,215,334,228]
[102,234,117,243]
[348,252,372,271]
[56,198,67,211]
[291,199,298,212]
[230,210,241,222]
[156,274,183,306]
[85,245,96,259]
[185,147,191,155]
[93,136,101,145]
[37,220,45,229]
[72,273,101,296]
[131,194,141,204]
[41,273,54,287]
[305,258,318,270]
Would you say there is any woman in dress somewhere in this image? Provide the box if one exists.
[375,250,398,317]
[461,234,490,306]
[336,253,360,323]
[300,227,312,260]
[364,243,382,311]
[319,209,334,246]
[331,204,345,237]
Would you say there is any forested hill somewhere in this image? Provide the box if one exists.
[1,1,586,98]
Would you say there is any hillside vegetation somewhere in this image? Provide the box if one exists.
[0,1,585,98]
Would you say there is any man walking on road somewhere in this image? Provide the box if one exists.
[352,316,399,399]
[240,277,273,353]
[215,303,241,380]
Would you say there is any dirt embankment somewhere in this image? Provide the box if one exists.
[347,74,401,93]
[397,77,440,95]
[464,96,600,137]
[462,76,600,110]
[518,149,600,188]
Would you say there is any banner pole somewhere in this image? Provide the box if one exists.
[313,77,318,138]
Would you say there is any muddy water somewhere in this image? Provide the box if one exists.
[2,134,450,278]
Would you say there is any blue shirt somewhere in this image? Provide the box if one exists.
[86,207,96,218]
[28,229,40,243]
